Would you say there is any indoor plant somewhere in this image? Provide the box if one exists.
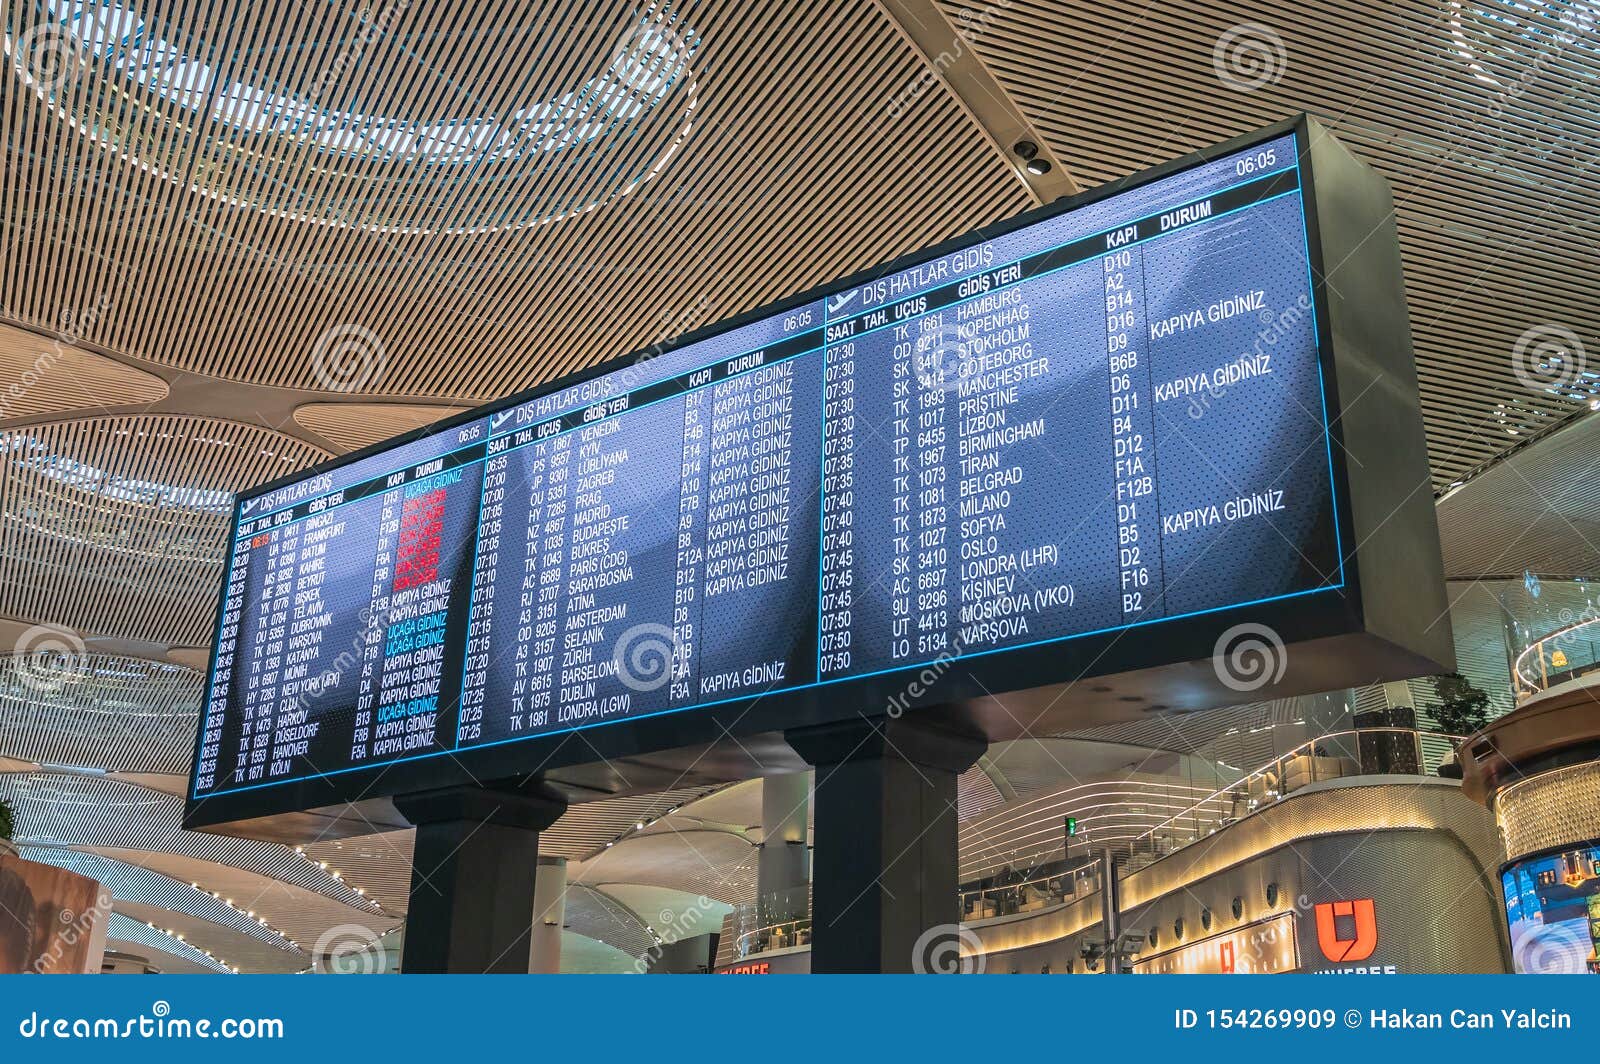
[0,796,15,858]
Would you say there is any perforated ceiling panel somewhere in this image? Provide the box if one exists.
[90,845,401,956]
[563,883,656,961]
[21,845,303,950]
[1438,415,1600,580]
[958,766,1006,822]
[571,826,758,906]
[105,911,231,973]
[293,403,470,453]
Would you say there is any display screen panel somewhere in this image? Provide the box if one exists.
[1503,845,1600,974]
[191,125,1342,805]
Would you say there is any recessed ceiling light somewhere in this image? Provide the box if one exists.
[1025,158,1052,176]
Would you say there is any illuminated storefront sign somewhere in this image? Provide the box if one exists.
[1314,898,1378,962]
[1132,913,1298,975]
[1308,898,1396,974]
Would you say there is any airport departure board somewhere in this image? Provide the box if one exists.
[192,127,1343,804]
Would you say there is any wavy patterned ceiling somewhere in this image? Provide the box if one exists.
[0,772,377,909]
[0,651,199,773]
[0,414,328,644]
[1,0,1596,970]
[936,0,1600,488]
[22,845,304,951]
[0,0,1030,397]
[0,323,167,419]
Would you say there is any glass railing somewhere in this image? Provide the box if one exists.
[717,885,813,962]
[734,917,812,959]
[1125,727,1458,871]
[959,727,1460,910]
[1512,613,1600,701]
[723,728,1460,952]
[959,866,1101,921]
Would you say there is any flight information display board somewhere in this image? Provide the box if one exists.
[191,125,1343,808]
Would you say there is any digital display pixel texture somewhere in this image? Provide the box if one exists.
[193,131,1341,800]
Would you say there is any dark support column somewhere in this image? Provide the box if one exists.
[786,715,985,973]
[1100,847,1123,974]
[394,785,566,974]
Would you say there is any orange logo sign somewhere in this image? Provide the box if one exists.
[1219,940,1236,974]
[1314,899,1377,962]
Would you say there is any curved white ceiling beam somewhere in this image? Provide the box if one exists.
[0,772,380,913]
[20,845,302,951]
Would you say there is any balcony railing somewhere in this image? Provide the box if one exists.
[960,867,1100,921]
[734,917,812,959]
[960,727,1460,916]
[1512,614,1600,701]
[720,727,1460,958]
[1126,727,1458,869]
[715,885,812,965]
